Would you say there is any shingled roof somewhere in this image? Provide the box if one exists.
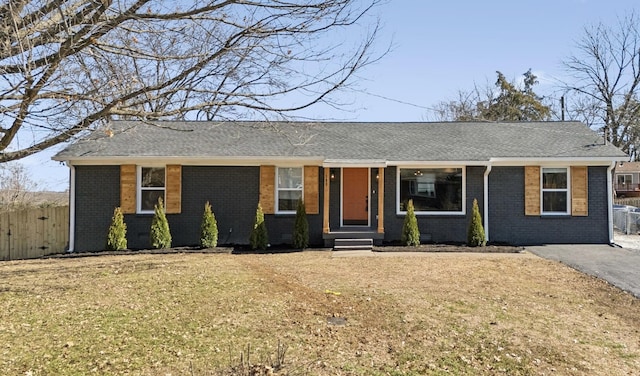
[53,120,627,163]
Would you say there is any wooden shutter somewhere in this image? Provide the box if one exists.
[260,165,275,214]
[120,165,136,214]
[524,166,541,216]
[304,166,319,214]
[165,165,182,214]
[571,166,588,216]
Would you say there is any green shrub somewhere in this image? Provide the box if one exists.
[292,199,309,249]
[401,199,420,246]
[150,197,172,249]
[467,198,486,247]
[249,203,268,250]
[200,201,218,248]
[106,207,127,250]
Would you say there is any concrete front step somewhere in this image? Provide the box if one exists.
[333,238,374,251]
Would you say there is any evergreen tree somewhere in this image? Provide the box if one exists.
[435,69,551,122]
[150,197,172,249]
[249,203,269,250]
[467,198,486,247]
[401,199,420,246]
[292,199,309,249]
[200,201,218,248]
[106,207,127,251]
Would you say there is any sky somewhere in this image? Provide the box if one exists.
[21,0,640,191]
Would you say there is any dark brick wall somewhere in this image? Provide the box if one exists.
[74,165,121,251]
[488,166,609,245]
[262,167,324,246]
[370,168,381,230]
[329,169,341,229]
[382,166,485,243]
[73,165,325,251]
[123,166,261,248]
[73,164,611,251]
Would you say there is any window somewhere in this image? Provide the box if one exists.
[277,167,302,213]
[542,167,569,214]
[398,167,464,214]
[617,174,633,190]
[138,167,165,213]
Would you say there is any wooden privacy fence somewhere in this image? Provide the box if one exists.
[0,206,69,260]
[615,197,640,208]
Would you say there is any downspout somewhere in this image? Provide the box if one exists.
[607,161,615,244]
[68,164,76,253]
[483,164,492,242]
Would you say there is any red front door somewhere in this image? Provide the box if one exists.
[342,168,369,226]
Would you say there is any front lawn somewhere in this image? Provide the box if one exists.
[0,251,638,375]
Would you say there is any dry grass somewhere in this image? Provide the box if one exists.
[0,250,639,375]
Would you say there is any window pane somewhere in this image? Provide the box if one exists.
[141,190,165,211]
[543,191,567,212]
[543,168,567,189]
[399,168,463,212]
[141,167,165,187]
[278,168,302,189]
[278,190,302,211]
[618,174,632,185]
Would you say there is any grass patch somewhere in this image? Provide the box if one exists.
[0,251,639,375]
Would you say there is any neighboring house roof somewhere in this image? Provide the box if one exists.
[615,161,640,172]
[53,120,627,164]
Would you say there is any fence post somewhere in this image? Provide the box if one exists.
[626,211,632,235]
[0,211,9,260]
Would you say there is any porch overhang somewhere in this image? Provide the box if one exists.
[322,159,387,168]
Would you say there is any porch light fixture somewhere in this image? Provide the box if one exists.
[330,169,336,180]
[414,170,423,176]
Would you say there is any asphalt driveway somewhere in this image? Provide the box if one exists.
[526,244,640,299]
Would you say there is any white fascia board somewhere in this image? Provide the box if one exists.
[489,157,627,166]
[322,159,387,168]
[59,156,325,166]
[386,161,489,167]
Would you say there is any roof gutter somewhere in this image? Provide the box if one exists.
[489,157,627,166]
[608,161,616,245]
[484,164,492,242]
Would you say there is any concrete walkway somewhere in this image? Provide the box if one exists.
[526,244,640,299]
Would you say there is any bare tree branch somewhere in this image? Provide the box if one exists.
[562,12,640,159]
[0,0,383,162]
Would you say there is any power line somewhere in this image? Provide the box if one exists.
[351,89,439,112]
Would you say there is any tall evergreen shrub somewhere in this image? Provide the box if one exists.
[200,201,218,248]
[401,199,420,246]
[106,207,127,250]
[150,197,172,249]
[250,203,269,250]
[467,198,486,247]
[292,199,309,249]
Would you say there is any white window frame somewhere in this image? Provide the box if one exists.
[276,166,303,214]
[396,166,466,215]
[541,167,570,215]
[617,174,633,189]
[137,165,166,214]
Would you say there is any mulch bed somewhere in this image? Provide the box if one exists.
[45,243,522,259]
